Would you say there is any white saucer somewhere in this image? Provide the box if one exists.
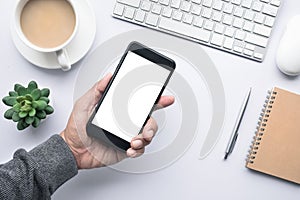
[11,0,96,69]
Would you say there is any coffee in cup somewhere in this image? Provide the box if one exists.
[14,0,78,71]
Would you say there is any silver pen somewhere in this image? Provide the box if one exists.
[224,88,252,160]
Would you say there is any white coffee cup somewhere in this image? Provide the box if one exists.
[14,0,79,71]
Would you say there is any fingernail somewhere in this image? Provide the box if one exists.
[144,130,154,140]
[127,149,137,158]
[132,140,143,149]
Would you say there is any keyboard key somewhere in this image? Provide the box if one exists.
[270,0,280,7]
[241,0,252,8]
[124,7,135,19]
[203,20,214,30]
[233,46,243,53]
[231,0,241,5]
[243,49,253,56]
[223,15,233,25]
[235,30,245,40]
[253,24,272,37]
[245,43,255,50]
[234,7,244,17]
[224,26,235,37]
[213,0,223,11]
[243,21,254,32]
[152,4,162,14]
[254,13,265,24]
[252,1,263,12]
[159,17,211,42]
[173,10,183,20]
[214,24,225,33]
[202,0,213,7]
[113,3,125,16]
[141,0,152,11]
[254,52,263,59]
[135,10,146,22]
[264,16,275,27]
[223,4,233,14]
[183,13,193,24]
[192,0,202,4]
[162,7,173,17]
[245,33,268,47]
[146,13,159,26]
[193,17,204,27]
[211,33,224,46]
[202,8,212,18]
[181,1,192,12]
[170,0,181,8]
[223,37,234,49]
[233,18,244,28]
[212,11,222,22]
[118,0,141,7]
[244,10,255,21]
[191,4,202,15]
[262,4,278,17]
[159,0,170,6]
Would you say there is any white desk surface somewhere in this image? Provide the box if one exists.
[1,0,300,199]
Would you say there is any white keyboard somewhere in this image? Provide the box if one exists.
[113,0,281,62]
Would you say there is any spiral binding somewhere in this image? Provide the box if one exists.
[246,89,278,164]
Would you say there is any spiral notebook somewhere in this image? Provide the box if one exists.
[246,87,300,184]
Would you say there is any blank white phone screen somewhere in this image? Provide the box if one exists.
[92,51,171,142]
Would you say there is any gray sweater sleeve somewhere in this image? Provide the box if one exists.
[0,135,78,200]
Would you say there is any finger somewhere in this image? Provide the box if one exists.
[130,117,157,148]
[154,95,175,111]
[93,73,112,106]
[142,117,158,143]
[96,73,112,94]
[127,147,145,158]
[131,138,144,150]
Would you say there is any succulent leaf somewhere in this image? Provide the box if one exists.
[39,97,49,104]
[13,103,21,112]
[25,94,33,101]
[14,84,23,92]
[41,88,50,97]
[31,89,41,101]
[20,104,32,112]
[32,101,38,109]
[4,108,14,119]
[19,111,28,118]
[27,81,38,93]
[12,112,21,122]
[45,105,54,114]
[32,117,41,128]
[36,110,46,119]
[29,108,36,117]
[17,120,29,130]
[16,96,25,103]
[17,86,27,96]
[35,100,47,110]
[2,96,17,106]
[9,91,18,97]
[25,116,35,125]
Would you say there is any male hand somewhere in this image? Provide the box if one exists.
[60,74,174,169]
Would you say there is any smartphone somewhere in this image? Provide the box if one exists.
[86,41,176,151]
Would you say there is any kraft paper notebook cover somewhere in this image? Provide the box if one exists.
[246,87,300,184]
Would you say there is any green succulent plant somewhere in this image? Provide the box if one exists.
[2,81,54,130]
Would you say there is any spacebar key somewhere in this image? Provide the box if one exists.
[158,18,211,43]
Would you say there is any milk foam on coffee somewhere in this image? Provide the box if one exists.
[20,0,76,49]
